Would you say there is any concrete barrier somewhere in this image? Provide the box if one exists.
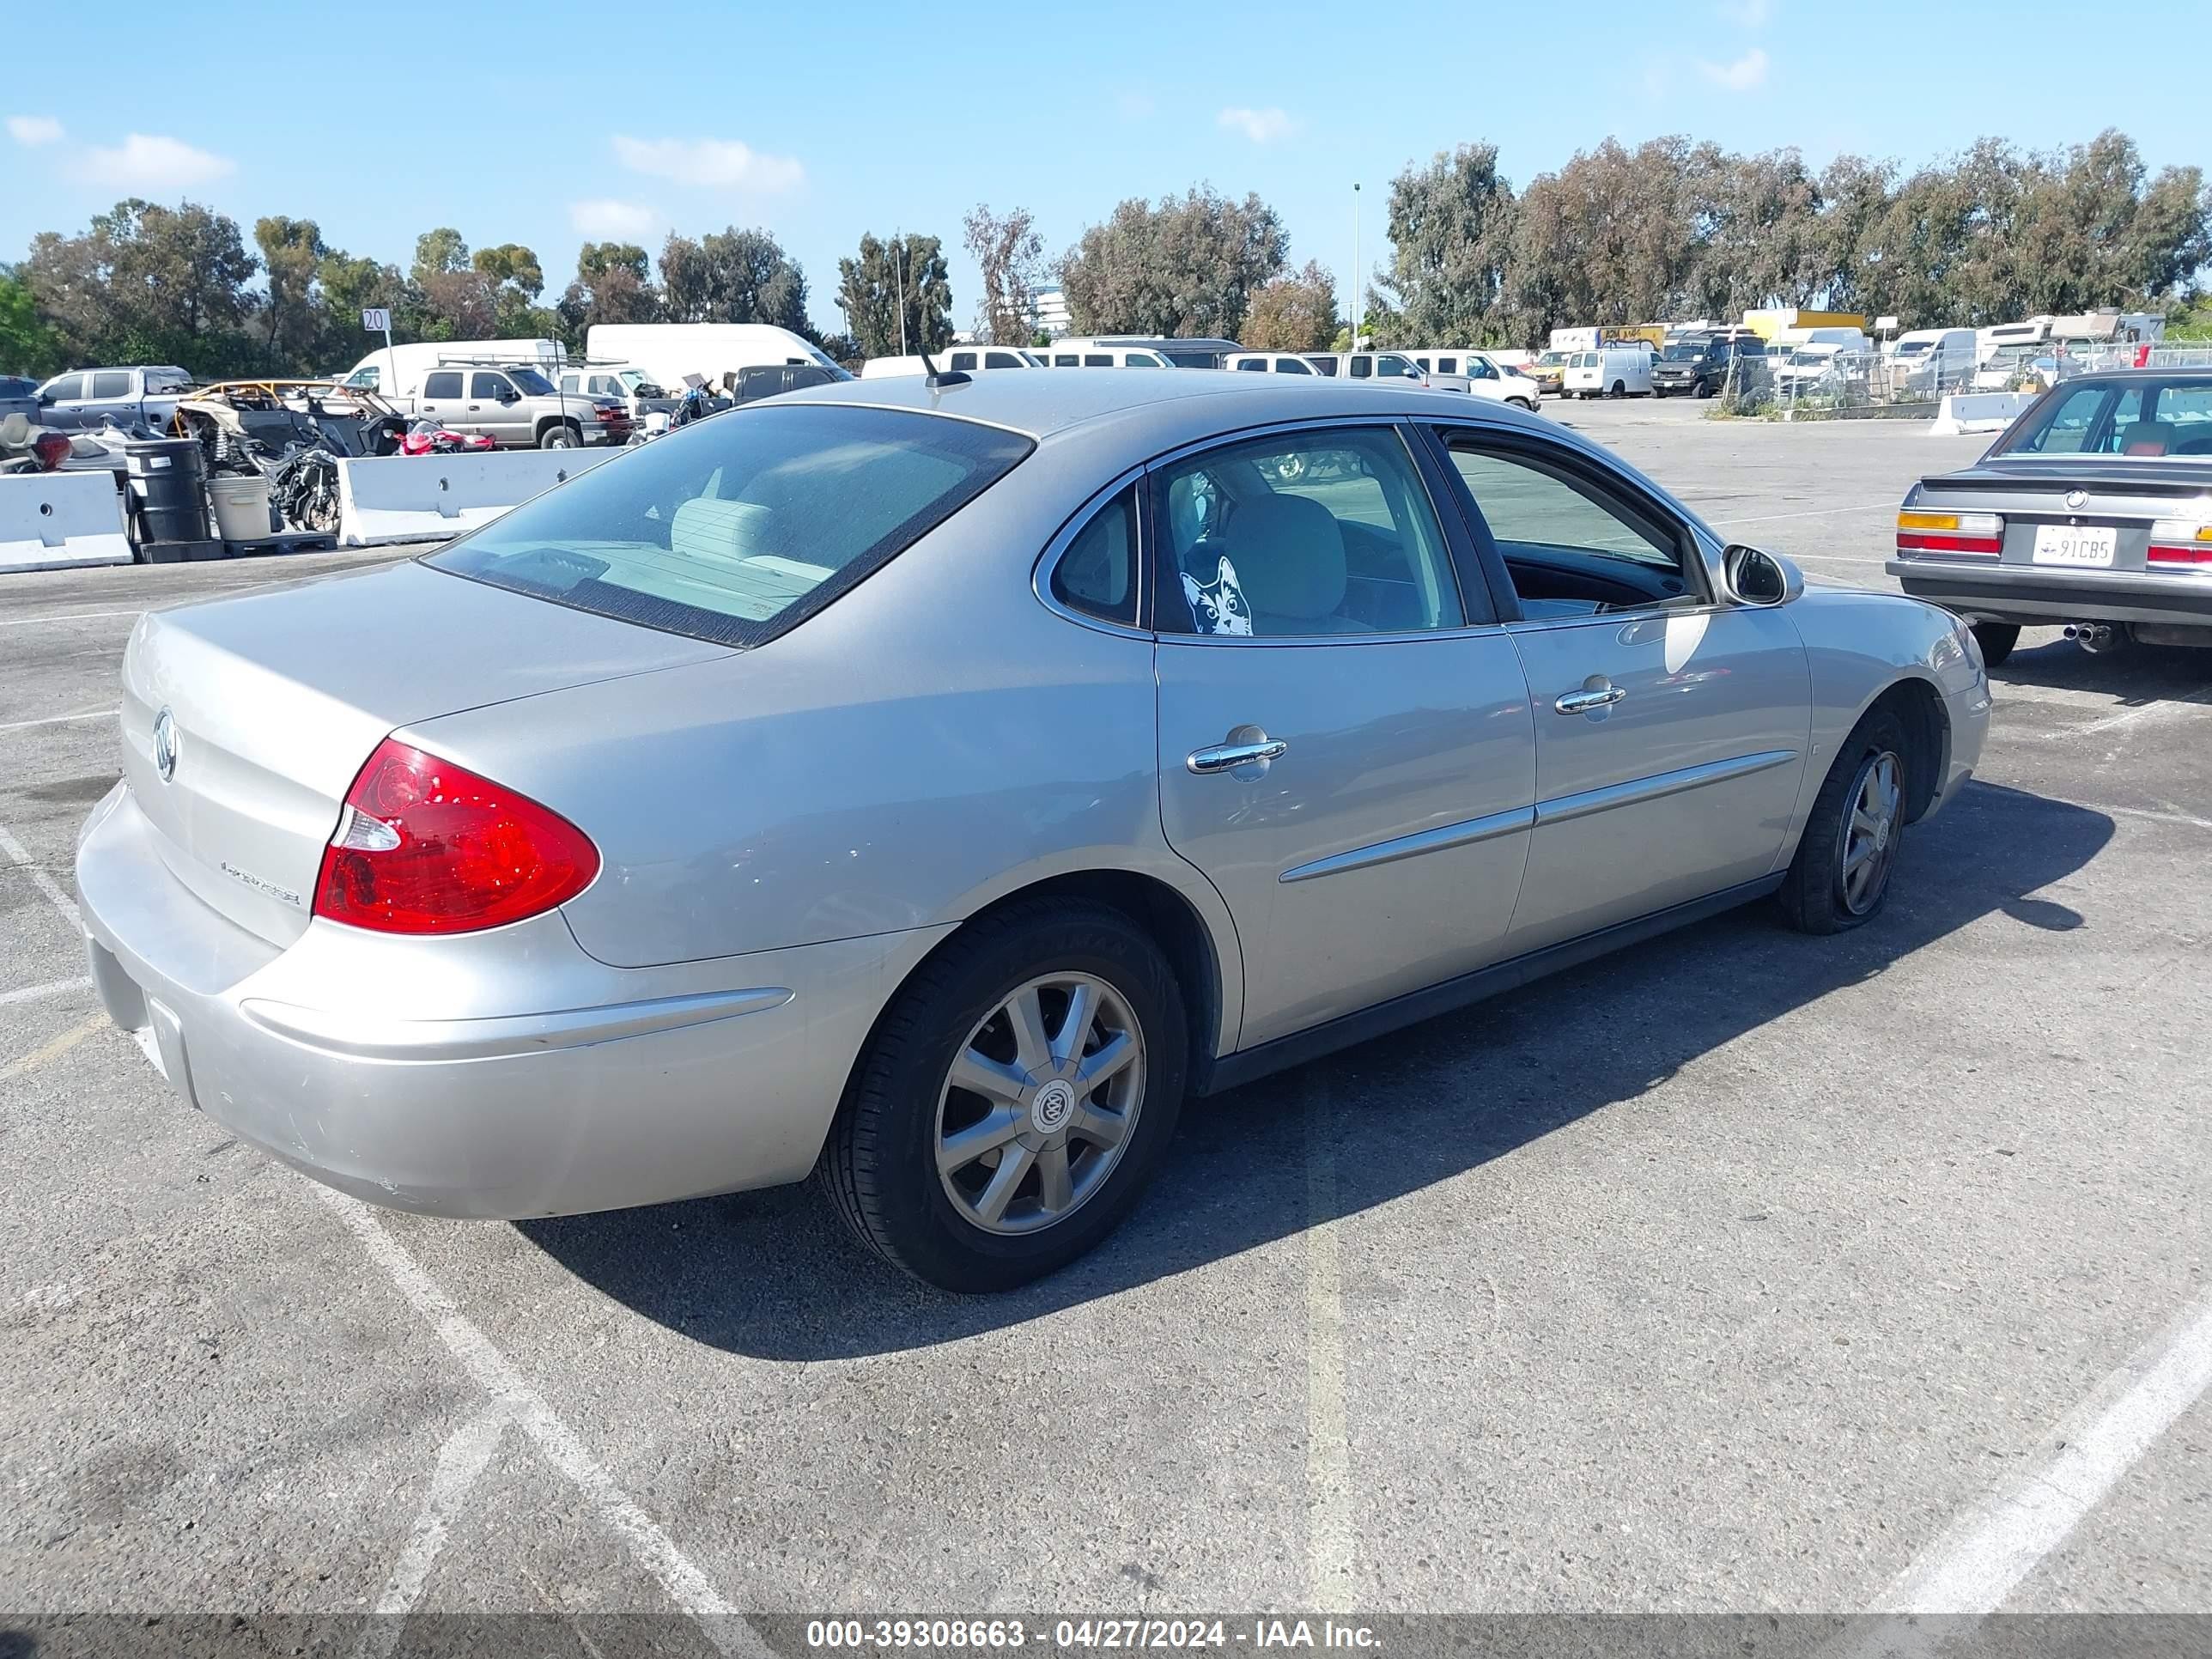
[1929,391,2036,437]
[336,447,622,547]
[0,470,133,573]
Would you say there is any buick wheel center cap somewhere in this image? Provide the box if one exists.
[1030,1079,1076,1135]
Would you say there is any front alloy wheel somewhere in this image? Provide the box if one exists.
[1837,749,1904,917]
[936,974,1145,1235]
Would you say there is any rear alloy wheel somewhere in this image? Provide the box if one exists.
[821,900,1187,1291]
[1779,710,1910,934]
[1970,622,2020,666]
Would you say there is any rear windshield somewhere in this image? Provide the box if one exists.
[1997,378,2212,459]
[428,404,1033,647]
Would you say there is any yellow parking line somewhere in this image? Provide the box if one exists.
[1,1012,110,1082]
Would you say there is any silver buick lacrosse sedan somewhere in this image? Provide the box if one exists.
[77,370,1989,1289]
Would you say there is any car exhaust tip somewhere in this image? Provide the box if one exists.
[2064,623,2116,653]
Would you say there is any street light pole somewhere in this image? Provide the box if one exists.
[1351,182,1362,350]
[894,232,908,357]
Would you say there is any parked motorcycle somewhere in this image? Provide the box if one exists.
[399,418,495,456]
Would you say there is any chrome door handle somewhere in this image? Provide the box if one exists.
[1187,737,1288,775]
[1554,684,1628,715]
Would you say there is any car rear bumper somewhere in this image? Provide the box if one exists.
[1886,560,2212,629]
[75,781,935,1219]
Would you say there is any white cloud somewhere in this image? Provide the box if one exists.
[72,132,234,189]
[1697,47,1770,91]
[1718,0,1772,23]
[611,135,803,192]
[7,114,64,147]
[569,198,662,239]
[1218,106,1297,144]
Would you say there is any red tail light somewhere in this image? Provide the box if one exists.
[2148,519,2212,569]
[1896,509,2003,556]
[313,739,599,934]
[32,431,70,471]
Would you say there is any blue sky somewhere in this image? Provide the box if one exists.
[7,0,2207,343]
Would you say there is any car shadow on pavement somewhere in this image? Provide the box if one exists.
[518,779,2111,1359]
[1994,635,2212,704]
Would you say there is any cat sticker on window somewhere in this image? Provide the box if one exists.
[1182,555,1252,636]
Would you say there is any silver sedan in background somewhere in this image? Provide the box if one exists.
[76,372,1990,1290]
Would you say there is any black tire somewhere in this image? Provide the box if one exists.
[1695,379,1716,399]
[819,899,1189,1291]
[1654,387,1670,399]
[538,422,580,449]
[1608,380,1626,398]
[1778,709,1911,935]
[1971,622,2020,666]
[1510,398,1536,413]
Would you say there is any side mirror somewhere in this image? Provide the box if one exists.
[1723,544,1802,606]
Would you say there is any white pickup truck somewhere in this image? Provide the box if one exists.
[34,366,194,433]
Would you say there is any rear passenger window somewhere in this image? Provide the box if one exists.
[1049,486,1139,626]
[1054,355,1079,367]
[1348,358,1372,380]
[1279,357,1313,375]
[1156,427,1464,637]
[423,371,463,398]
[1237,359,1268,372]
[1436,357,1458,375]
[949,352,978,371]
[1084,355,1111,367]
[984,351,1024,369]
[90,371,131,398]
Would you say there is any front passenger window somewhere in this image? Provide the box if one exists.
[1444,441,1699,617]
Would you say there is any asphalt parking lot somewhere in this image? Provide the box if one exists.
[3,403,2208,1646]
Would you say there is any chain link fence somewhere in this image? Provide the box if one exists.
[1721,338,2212,418]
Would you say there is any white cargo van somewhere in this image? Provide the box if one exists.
[1887,327,1977,393]
[1564,345,1653,398]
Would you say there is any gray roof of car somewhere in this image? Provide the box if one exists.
[779,365,1490,441]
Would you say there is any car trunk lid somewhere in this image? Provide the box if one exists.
[118,559,728,947]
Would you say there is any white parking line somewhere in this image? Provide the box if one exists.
[0,818,82,929]
[2064,687,2212,739]
[1873,1284,2212,1615]
[1304,1073,1356,1613]
[362,1404,514,1656]
[0,607,145,629]
[0,708,116,734]
[0,975,92,1007]
[312,1188,756,1654]
[0,805,756,1656]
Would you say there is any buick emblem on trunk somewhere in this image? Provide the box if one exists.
[151,707,179,782]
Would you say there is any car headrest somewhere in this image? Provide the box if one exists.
[1231,492,1346,620]
[671,495,774,567]
[2119,420,2175,458]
